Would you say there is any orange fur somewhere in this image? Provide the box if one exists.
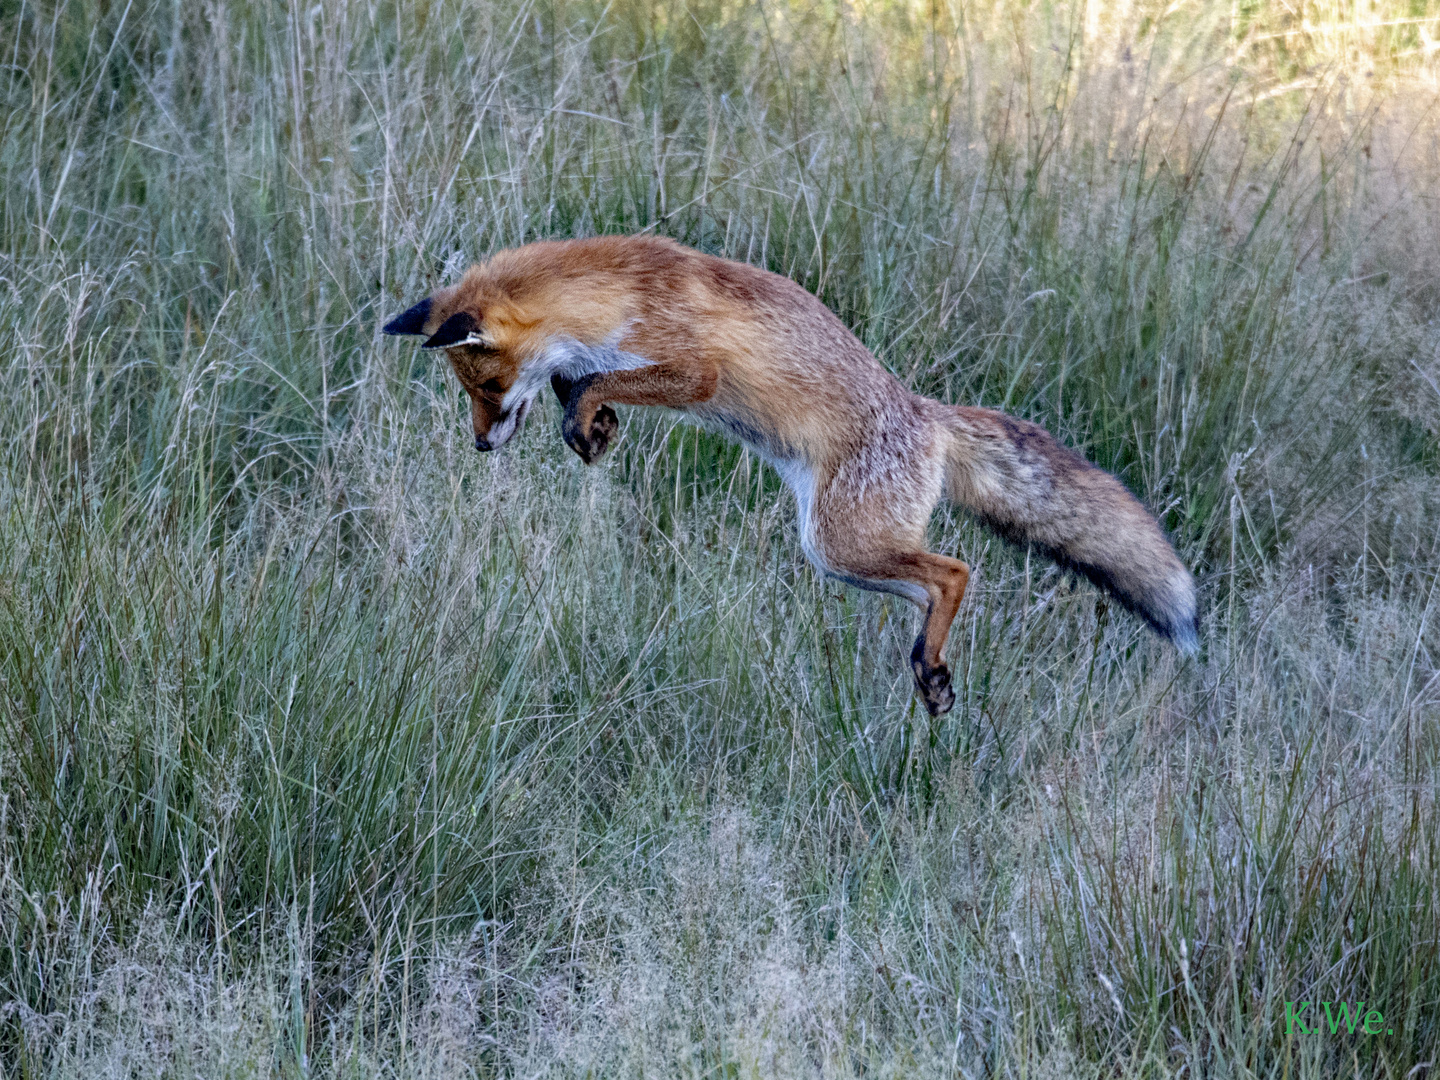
[384,235,1196,715]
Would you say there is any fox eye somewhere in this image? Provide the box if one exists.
[479,379,505,394]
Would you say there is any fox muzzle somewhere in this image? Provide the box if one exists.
[476,397,531,453]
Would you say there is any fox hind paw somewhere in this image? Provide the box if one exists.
[909,643,955,717]
[916,666,955,717]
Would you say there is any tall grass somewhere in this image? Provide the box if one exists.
[2,0,1440,1075]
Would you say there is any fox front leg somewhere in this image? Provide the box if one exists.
[552,373,620,465]
[555,363,719,466]
[552,373,618,464]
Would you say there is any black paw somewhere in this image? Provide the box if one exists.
[910,638,955,716]
[590,404,618,455]
[563,404,619,465]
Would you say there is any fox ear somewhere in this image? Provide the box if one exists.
[422,311,489,350]
[382,297,432,336]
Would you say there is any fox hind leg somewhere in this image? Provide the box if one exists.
[887,552,970,717]
[911,554,970,716]
[802,441,969,716]
[811,531,970,717]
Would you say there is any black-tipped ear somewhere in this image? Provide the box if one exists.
[422,312,481,350]
[382,298,431,336]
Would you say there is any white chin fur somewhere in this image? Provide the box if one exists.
[485,396,532,450]
[500,332,651,415]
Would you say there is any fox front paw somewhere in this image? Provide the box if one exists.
[563,404,619,465]
[909,640,955,717]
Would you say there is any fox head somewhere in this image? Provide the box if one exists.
[382,284,533,452]
[385,246,651,454]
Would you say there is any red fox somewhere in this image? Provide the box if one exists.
[384,235,1196,715]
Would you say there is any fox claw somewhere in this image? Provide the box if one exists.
[910,639,955,716]
[564,404,619,464]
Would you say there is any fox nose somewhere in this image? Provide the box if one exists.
[475,435,493,452]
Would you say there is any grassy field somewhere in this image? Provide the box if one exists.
[4,0,1440,1075]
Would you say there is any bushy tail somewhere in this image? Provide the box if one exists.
[939,405,1198,651]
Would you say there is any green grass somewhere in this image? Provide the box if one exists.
[3,0,1440,1075]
